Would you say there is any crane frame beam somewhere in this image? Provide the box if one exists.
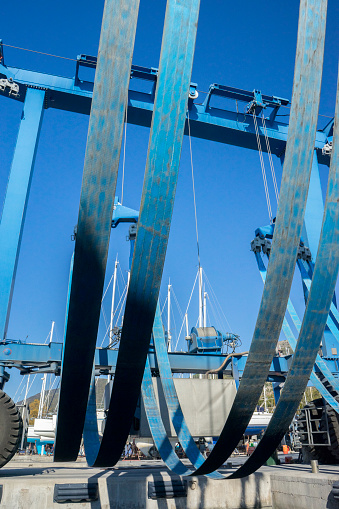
[0,58,331,164]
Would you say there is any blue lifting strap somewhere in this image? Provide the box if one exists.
[84,353,194,475]
[84,301,224,477]
[152,302,224,479]
[299,259,339,328]
[83,368,101,467]
[54,0,140,461]
[91,0,200,467]
[193,0,328,476]
[141,357,192,476]
[298,259,339,345]
[230,73,339,478]
[255,252,339,412]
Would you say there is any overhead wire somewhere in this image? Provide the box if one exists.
[187,112,202,268]
[187,111,207,346]
[1,43,78,62]
[261,114,280,203]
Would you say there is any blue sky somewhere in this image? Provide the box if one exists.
[1,0,338,401]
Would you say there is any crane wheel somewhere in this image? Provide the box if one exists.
[320,396,339,463]
[297,398,336,464]
[0,390,23,467]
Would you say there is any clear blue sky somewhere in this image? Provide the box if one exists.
[1,0,338,401]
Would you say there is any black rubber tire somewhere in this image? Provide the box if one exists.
[320,395,339,463]
[0,390,23,467]
[297,398,336,464]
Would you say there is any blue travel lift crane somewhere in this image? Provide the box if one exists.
[251,223,339,463]
[0,0,338,475]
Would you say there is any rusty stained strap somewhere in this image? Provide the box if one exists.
[193,0,328,476]
[92,0,200,467]
[231,69,339,479]
[54,0,140,461]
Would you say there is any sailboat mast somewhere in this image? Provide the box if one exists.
[38,375,47,419]
[38,321,55,419]
[198,266,203,327]
[203,291,207,328]
[185,312,189,337]
[21,374,30,450]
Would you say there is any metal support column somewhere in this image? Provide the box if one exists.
[0,88,45,340]
[272,382,281,405]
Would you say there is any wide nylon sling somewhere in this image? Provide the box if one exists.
[90,0,201,467]
[83,317,196,473]
[230,71,339,478]
[298,259,339,344]
[54,0,140,461]
[147,303,224,478]
[193,0,328,476]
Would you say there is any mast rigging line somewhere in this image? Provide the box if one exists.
[203,269,233,333]
[171,286,184,322]
[100,282,127,347]
[161,295,168,316]
[174,268,199,351]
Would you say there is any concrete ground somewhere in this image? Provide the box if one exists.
[0,454,338,508]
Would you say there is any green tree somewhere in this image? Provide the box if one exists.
[28,398,40,425]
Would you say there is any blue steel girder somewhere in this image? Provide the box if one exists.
[0,88,45,340]
[0,60,331,166]
[0,340,291,381]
